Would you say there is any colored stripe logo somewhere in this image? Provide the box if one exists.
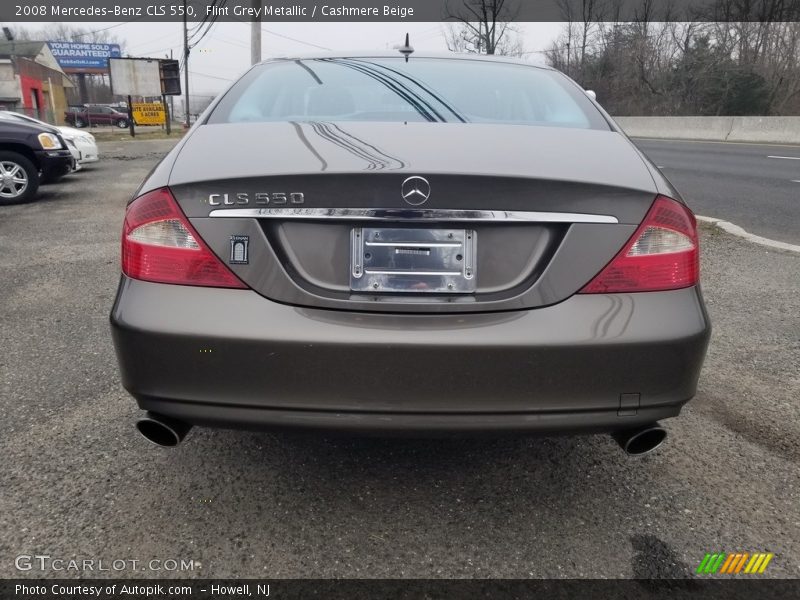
[696,552,774,574]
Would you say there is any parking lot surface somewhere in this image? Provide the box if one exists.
[0,139,798,578]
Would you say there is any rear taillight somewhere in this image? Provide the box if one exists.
[580,195,699,294]
[122,187,246,288]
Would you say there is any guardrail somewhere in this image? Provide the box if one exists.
[616,116,800,145]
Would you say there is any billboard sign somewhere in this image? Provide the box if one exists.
[47,41,122,73]
[109,58,162,97]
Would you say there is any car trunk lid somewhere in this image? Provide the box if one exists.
[169,121,656,313]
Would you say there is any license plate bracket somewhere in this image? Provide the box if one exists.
[350,227,476,293]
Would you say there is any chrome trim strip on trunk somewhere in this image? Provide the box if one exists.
[208,208,619,224]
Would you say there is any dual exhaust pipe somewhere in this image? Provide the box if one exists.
[135,412,667,455]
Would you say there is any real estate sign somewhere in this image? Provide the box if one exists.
[47,42,122,73]
[132,102,166,126]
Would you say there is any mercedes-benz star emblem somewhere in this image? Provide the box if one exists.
[401,176,431,206]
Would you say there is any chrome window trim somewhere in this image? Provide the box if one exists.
[207,208,619,224]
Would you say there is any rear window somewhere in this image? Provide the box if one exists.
[208,57,608,130]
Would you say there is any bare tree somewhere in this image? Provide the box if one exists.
[569,0,605,77]
[443,23,476,53]
[443,0,523,55]
[550,0,607,78]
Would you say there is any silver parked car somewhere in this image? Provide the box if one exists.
[110,53,710,454]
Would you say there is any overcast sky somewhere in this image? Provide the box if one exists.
[16,21,564,96]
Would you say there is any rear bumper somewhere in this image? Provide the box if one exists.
[110,277,710,433]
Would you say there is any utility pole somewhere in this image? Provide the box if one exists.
[162,53,171,136]
[566,41,571,75]
[183,0,191,127]
[250,0,261,65]
[168,49,175,126]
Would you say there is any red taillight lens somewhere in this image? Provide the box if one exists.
[579,195,699,294]
[122,187,247,288]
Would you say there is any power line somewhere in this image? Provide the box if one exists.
[187,22,210,44]
[260,27,331,51]
[70,21,137,39]
[223,11,330,51]
[215,35,250,50]
[192,19,220,47]
[182,0,227,123]
[188,0,226,46]
[138,44,183,57]
[127,31,179,51]
[190,70,234,82]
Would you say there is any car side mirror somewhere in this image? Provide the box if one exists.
[585,89,597,101]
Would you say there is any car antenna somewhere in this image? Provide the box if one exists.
[398,33,414,62]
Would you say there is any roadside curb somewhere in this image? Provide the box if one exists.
[618,116,800,146]
[697,216,800,254]
[631,136,800,148]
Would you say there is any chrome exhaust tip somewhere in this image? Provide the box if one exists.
[136,412,192,448]
[613,423,667,456]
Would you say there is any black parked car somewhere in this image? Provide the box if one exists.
[0,120,73,204]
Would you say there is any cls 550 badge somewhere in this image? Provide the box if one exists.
[208,192,304,206]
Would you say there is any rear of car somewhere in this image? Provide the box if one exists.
[110,54,710,447]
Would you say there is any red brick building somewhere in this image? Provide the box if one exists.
[0,41,73,124]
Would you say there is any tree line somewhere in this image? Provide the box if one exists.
[548,0,800,116]
[445,0,800,116]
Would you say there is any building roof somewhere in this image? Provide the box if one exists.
[0,41,47,59]
[0,41,72,85]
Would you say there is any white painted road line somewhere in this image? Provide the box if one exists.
[767,155,800,160]
[697,216,800,254]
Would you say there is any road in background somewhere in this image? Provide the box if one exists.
[0,140,798,579]
[633,139,800,245]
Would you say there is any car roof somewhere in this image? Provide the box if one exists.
[259,51,553,70]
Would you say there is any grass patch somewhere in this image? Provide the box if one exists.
[698,221,722,237]
[90,128,187,142]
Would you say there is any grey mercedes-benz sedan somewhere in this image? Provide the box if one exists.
[110,52,710,454]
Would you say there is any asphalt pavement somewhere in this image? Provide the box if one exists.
[633,139,800,245]
[0,138,798,580]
